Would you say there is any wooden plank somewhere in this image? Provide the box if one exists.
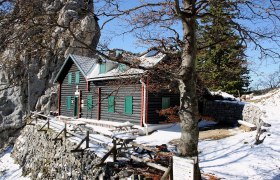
[161,165,172,180]
[238,120,256,128]
[96,146,115,166]
[238,120,257,132]
[129,141,159,153]
[130,155,168,172]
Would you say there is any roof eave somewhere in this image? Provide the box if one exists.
[88,73,143,81]
[53,54,91,84]
[53,54,72,84]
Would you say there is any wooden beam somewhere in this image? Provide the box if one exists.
[70,131,90,153]
[38,119,50,132]
[96,146,115,166]
[161,159,172,180]
[130,155,168,172]
[129,141,158,153]
[52,127,67,144]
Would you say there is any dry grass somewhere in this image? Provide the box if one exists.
[199,129,236,140]
[202,173,221,180]
[169,127,238,146]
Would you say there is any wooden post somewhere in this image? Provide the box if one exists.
[146,77,149,124]
[58,82,61,116]
[86,131,89,148]
[64,123,67,138]
[161,158,173,180]
[97,88,101,120]
[113,139,117,162]
[78,90,82,118]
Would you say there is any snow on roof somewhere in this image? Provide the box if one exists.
[139,51,166,68]
[89,67,144,81]
[211,90,240,101]
[88,50,165,81]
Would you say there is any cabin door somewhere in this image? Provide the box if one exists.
[73,96,78,117]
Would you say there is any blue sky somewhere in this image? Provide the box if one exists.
[96,1,280,89]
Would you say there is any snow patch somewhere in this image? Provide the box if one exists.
[0,147,30,180]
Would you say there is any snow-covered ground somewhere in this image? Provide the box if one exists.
[137,89,280,179]
[0,147,30,180]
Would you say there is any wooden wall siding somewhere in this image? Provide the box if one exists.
[94,83,142,124]
[59,62,179,125]
[60,62,98,118]
[83,82,98,119]
[147,93,180,124]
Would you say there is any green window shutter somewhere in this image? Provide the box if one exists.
[125,96,133,115]
[75,71,80,84]
[108,96,115,113]
[119,64,126,72]
[68,73,72,84]
[67,96,71,110]
[99,63,106,74]
[162,97,170,109]
[87,95,93,110]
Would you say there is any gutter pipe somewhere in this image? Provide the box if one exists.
[140,79,148,135]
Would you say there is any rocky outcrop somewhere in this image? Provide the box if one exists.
[242,104,265,125]
[12,125,102,179]
[0,0,100,143]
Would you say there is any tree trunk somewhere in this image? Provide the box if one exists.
[177,1,201,179]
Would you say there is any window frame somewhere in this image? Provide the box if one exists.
[75,71,80,84]
[68,72,72,84]
[87,95,93,110]
[119,64,126,72]
[124,96,133,115]
[67,96,71,110]
[162,97,170,109]
[108,96,115,113]
[99,63,106,74]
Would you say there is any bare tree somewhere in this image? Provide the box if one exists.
[261,71,280,89]
[92,1,280,178]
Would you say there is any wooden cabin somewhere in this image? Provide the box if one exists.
[54,53,180,125]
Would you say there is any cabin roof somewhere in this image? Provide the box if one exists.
[88,68,144,81]
[54,54,97,83]
[89,52,166,81]
[71,54,97,76]
[54,51,166,83]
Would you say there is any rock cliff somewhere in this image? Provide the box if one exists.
[0,0,100,148]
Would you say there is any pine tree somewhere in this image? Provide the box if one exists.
[197,0,250,95]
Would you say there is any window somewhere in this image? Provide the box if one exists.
[67,96,71,110]
[99,63,106,74]
[125,96,133,115]
[162,97,170,109]
[108,96,115,113]
[68,73,72,84]
[87,95,93,110]
[119,64,126,72]
[75,71,80,84]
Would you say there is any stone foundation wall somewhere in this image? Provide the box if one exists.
[202,100,245,125]
[12,125,102,180]
[202,100,264,126]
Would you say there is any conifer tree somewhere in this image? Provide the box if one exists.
[197,0,250,95]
